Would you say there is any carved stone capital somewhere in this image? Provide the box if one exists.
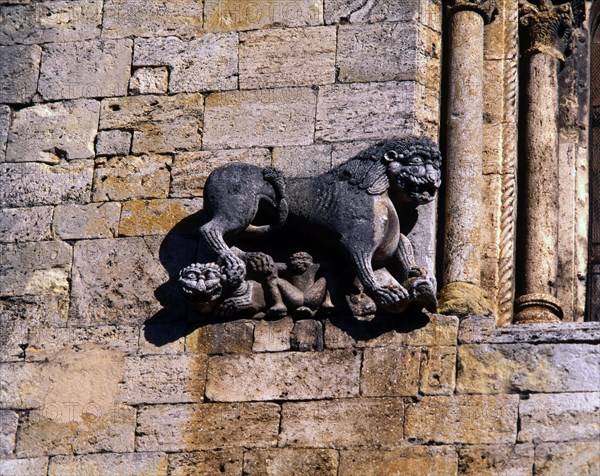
[519,0,575,61]
[449,0,498,25]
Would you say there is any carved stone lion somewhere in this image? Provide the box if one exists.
[199,136,442,313]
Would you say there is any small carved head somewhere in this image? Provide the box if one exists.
[289,251,313,274]
[179,262,226,302]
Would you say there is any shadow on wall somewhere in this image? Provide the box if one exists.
[143,209,431,349]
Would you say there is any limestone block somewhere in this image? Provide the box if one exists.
[404,395,519,444]
[6,100,99,163]
[0,410,18,454]
[457,344,600,394]
[139,322,185,355]
[53,202,121,240]
[129,67,169,95]
[187,321,255,355]
[324,0,417,25]
[48,453,168,476]
[39,40,132,100]
[518,393,600,443]
[331,140,379,166]
[0,207,53,243]
[337,22,420,83]
[203,88,316,149]
[0,362,46,408]
[316,82,418,142]
[169,450,243,476]
[483,60,505,125]
[361,346,421,397]
[136,403,280,452]
[92,155,172,202]
[272,145,332,178]
[70,235,195,325]
[0,458,48,476]
[280,398,404,448]
[244,449,339,476]
[0,45,41,103]
[171,148,271,198]
[205,350,360,401]
[419,346,456,395]
[96,130,131,156]
[100,94,203,154]
[0,105,10,161]
[290,320,324,352]
[239,27,336,89]
[118,198,203,236]
[339,446,458,476]
[0,160,93,208]
[0,241,71,297]
[253,317,293,352]
[102,0,204,38]
[205,0,323,31]
[134,35,238,93]
[458,444,534,476]
[534,441,600,475]
[0,0,102,45]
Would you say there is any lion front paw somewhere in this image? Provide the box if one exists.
[375,285,409,305]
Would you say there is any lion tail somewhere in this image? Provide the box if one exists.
[245,167,289,235]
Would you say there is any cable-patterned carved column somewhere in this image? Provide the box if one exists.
[439,0,497,315]
[514,0,575,323]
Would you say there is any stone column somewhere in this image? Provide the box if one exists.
[440,0,497,315]
[514,0,575,323]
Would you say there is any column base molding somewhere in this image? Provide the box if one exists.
[514,293,563,324]
[439,281,495,316]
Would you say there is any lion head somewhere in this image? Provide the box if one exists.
[179,262,226,303]
[333,136,442,204]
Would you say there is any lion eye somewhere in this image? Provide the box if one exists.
[384,150,398,162]
[411,156,424,165]
[184,272,198,280]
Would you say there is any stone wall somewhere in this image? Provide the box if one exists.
[0,0,598,475]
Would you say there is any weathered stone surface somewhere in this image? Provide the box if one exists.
[280,398,404,448]
[102,0,204,38]
[171,148,271,198]
[118,354,207,405]
[0,105,10,161]
[118,199,203,237]
[244,449,338,476]
[39,40,132,100]
[0,241,71,297]
[92,155,172,202]
[139,321,185,355]
[205,0,323,31]
[405,395,519,444]
[205,350,360,402]
[324,0,417,25]
[169,450,243,476]
[6,100,99,163]
[420,346,456,395]
[457,344,600,394]
[0,45,41,103]
[534,441,600,475]
[0,0,102,45]
[70,235,196,325]
[136,403,280,452]
[361,346,420,397]
[252,317,293,352]
[0,457,48,476]
[0,410,18,454]
[134,35,238,93]
[96,130,132,156]
[0,362,46,409]
[48,453,168,476]
[100,94,203,154]
[0,207,53,243]
[187,321,255,355]
[339,446,458,476]
[0,160,93,207]
[459,314,600,344]
[272,145,332,178]
[239,27,336,89]
[337,22,421,83]
[458,444,534,476]
[203,88,315,149]
[316,82,419,142]
[290,320,324,352]
[53,202,121,240]
[518,393,600,443]
[129,67,169,95]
